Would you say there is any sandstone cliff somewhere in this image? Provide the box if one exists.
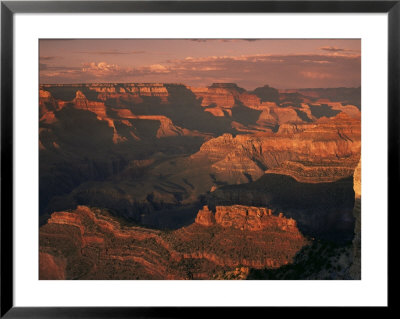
[39,86,211,148]
[39,89,61,123]
[196,205,298,232]
[190,83,244,108]
[39,205,308,279]
[191,112,360,183]
[349,159,361,279]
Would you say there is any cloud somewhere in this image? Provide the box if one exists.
[301,71,332,79]
[319,46,356,53]
[40,51,360,89]
[144,64,170,73]
[39,56,58,61]
[39,66,83,81]
[76,50,146,55]
[167,52,359,65]
[82,61,120,72]
[160,52,360,88]
[189,39,260,43]
[302,59,332,64]
[40,63,81,72]
[77,61,171,80]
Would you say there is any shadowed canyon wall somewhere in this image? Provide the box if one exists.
[39,82,361,279]
[349,159,361,279]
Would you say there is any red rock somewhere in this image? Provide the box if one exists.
[73,90,108,119]
[195,206,216,226]
[192,113,360,183]
[204,107,227,117]
[190,83,262,109]
[39,205,308,279]
[39,252,66,280]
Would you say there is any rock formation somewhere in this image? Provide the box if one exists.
[38,82,361,280]
[195,205,216,226]
[39,89,61,123]
[39,205,308,279]
[349,159,361,279]
[39,252,66,280]
[73,90,108,119]
[39,86,212,148]
[279,87,361,109]
[192,112,360,183]
[190,83,243,108]
[195,205,298,232]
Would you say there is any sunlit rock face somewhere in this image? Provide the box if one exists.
[73,90,108,118]
[195,205,216,226]
[279,87,361,108]
[39,205,308,279]
[80,83,170,100]
[349,159,361,279]
[353,159,361,199]
[38,82,361,280]
[196,205,298,232]
[191,112,360,184]
[190,83,244,108]
[38,84,360,218]
[39,90,61,123]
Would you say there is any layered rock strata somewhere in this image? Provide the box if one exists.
[192,112,360,183]
[39,88,210,146]
[196,205,298,232]
[39,205,308,279]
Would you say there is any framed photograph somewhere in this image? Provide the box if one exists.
[1,0,396,316]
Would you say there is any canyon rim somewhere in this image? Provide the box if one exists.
[39,39,361,280]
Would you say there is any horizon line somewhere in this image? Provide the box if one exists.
[39,82,361,91]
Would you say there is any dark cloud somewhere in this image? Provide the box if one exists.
[39,56,58,61]
[45,65,81,71]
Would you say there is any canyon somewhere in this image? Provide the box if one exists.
[39,205,308,279]
[39,82,361,279]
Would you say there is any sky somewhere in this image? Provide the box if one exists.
[39,39,361,90]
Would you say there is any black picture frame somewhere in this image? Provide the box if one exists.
[1,0,396,317]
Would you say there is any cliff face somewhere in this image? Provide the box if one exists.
[39,90,62,123]
[349,159,361,279]
[40,83,360,139]
[107,108,211,139]
[245,159,361,280]
[196,205,298,232]
[73,90,108,118]
[256,106,304,128]
[39,205,308,279]
[39,86,211,149]
[192,112,360,183]
[42,83,170,99]
[190,83,246,109]
[39,82,361,278]
[279,87,361,109]
[72,90,128,144]
[195,205,216,226]
[191,86,237,108]
[48,96,360,222]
